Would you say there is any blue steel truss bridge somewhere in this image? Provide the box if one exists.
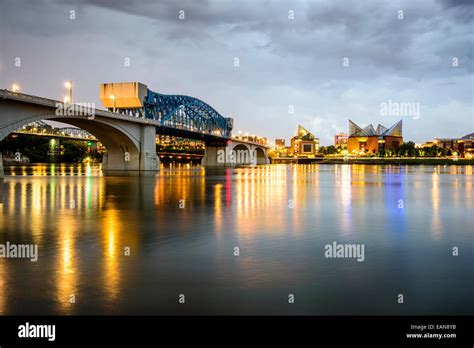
[100,82,233,146]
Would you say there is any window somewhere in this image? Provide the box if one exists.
[303,144,313,153]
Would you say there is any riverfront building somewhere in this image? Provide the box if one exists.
[420,133,474,158]
[334,133,348,149]
[347,120,403,154]
[289,125,319,157]
[275,139,286,148]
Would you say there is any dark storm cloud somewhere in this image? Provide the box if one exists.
[439,0,474,9]
[438,0,474,23]
[0,0,472,143]
[63,0,473,77]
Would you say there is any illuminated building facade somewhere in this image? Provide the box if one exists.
[289,125,319,157]
[458,133,474,158]
[334,133,348,149]
[421,133,474,157]
[274,139,289,157]
[232,134,268,146]
[156,135,204,151]
[347,120,403,154]
[275,139,286,148]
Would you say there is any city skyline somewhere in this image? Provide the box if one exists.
[0,0,472,145]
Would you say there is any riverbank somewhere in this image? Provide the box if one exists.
[319,157,474,165]
[271,157,474,165]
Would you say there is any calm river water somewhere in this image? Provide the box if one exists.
[0,163,472,315]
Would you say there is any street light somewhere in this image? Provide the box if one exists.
[110,95,116,112]
[64,96,70,103]
[12,83,20,92]
[64,80,72,103]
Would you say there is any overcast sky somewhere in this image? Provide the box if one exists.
[0,0,472,144]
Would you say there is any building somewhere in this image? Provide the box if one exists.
[420,133,474,157]
[334,133,348,149]
[274,139,289,157]
[433,138,457,149]
[347,120,403,154]
[275,139,286,148]
[457,133,474,158]
[233,134,268,146]
[100,82,148,116]
[289,125,319,157]
[156,135,204,151]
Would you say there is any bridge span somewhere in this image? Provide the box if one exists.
[0,85,269,173]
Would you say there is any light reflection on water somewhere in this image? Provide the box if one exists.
[0,163,472,315]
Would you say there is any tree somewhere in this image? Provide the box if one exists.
[397,141,416,157]
[60,140,90,162]
[325,145,337,154]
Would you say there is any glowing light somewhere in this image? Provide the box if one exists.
[110,95,116,112]
[12,83,20,92]
[64,80,73,103]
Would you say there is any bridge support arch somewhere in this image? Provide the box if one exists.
[202,140,269,167]
[0,96,159,172]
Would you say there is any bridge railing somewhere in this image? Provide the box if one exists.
[13,128,97,140]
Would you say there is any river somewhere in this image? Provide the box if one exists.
[0,163,472,315]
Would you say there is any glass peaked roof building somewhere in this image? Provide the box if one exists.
[349,120,402,137]
[295,125,316,140]
[348,120,403,154]
[290,125,319,157]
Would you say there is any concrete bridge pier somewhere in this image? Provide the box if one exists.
[102,124,159,172]
[0,152,3,179]
[139,125,160,171]
[201,145,228,167]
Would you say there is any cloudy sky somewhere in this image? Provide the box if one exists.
[0,0,472,145]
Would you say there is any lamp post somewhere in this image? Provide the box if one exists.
[110,95,116,112]
[64,80,72,103]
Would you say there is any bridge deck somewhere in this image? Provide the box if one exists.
[1,89,162,126]
[1,90,269,149]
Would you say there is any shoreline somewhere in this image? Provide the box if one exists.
[271,157,474,165]
[321,158,473,165]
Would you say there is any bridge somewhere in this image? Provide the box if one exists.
[0,83,269,173]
